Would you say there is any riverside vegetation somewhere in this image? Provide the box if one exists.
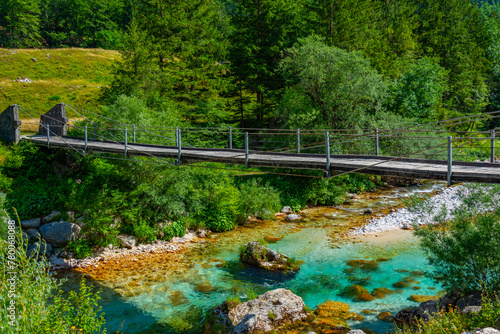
[2,0,500,333]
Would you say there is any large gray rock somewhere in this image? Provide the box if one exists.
[27,241,53,258]
[42,211,61,224]
[26,228,41,241]
[240,241,299,272]
[39,221,80,246]
[21,218,41,229]
[117,234,136,249]
[457,291,482,310]
[208,289,307,333]
[281,206,293,214]
[418,300,438,321]
[285,214,301,222]
[475,328,500,334]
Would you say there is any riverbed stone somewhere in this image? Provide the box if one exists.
[25,228,41,241]
[377,312,394,322]
[281,206,293,214]
[42,210,62,223]
[21,218,41,229]
[346,259,379,271]
[27,240,53,258]
[117,234,136,249]
[240,241,299,272]
[474,328,500,334]
[207,288,307,333]
[285,214,302,221]
[39,221,80,246]
[347,331,366,334]
[410,295,440,303]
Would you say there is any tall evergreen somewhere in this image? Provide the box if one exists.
[228,0,302,124]
[0,0,41,47]
[107,0,228,108]
[416,0,490,115]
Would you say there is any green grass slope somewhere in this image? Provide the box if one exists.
[0,48,119,118]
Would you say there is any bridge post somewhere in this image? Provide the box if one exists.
[325,132,331,177]
[245,132,249,168]
[84,126,88,154]
[229,127,232,149]
[124,128,128,157]
[0,104,21,144]
[491,129,496,163]
[47,124,50,148]
[297,129,300,153]
[39,103,68,136]
[375,128,379,156]
[175,126,179,146]
[176,128,182,165]
[447,136,453,186]
[133,124,136,143]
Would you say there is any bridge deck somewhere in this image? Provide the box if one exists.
[25,135,500,184]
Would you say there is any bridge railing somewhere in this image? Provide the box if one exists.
[7,103,500,168]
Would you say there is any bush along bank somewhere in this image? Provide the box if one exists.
[393,184,500,334]
[0,141,381,260]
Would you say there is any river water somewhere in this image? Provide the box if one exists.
[64,181,445,334]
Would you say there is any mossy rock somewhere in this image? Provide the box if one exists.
[409,295,440,303]
[264,236,282,243]
[353,314,364,321]
[195,282,213,294]
[377,312,394,322]
[358,293,376,302]
[372,287,395,299]
[346,259,379,271]
[314,301,350,318]
[347,275,372,286]
[392,280,412,288]
[345,285,376,302]
[169,290,189,305]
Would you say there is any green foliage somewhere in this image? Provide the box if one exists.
[226,295,241,311]
[0,215,107,333]
[388,58,448,121]
[238,179,281,221]
[415,204,500,293]
[161,220,186,241]
[279,35,388,129]
[67,239,93,259]
[398,295,500,334]
[41,278,107,333]
[268,311,276,320]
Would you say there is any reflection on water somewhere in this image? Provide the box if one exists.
[63,181,445,333]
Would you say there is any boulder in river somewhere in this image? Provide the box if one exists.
[205,288,307,333]
[39,221,80,247]
[285,214,301,221]
[240,241,300,272]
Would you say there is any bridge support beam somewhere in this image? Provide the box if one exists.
[176,128,182,165]
[245,132,249,168]
[375,128,379,156]
[39,103,68,136]
[491,129,496,163]
[447,136,453,186]
[229,127,232,149]
[325,132,331,177]
[297,129,301,153]
[0,104,21,144]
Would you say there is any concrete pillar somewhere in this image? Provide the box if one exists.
[39,103,68,136]
[0,105,21,144]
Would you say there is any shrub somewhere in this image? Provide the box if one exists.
[161,220,186,241]
[0,213,107,333]
[238,179,281,221]
[414,207,500,293]
[67,239,93,259]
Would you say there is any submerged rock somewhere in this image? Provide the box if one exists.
[206,288,307,333]
[344,285,375,302]
[377,312,394,322]
[346,259,379,271]
[239,241,300,272]
[410,295,439,303]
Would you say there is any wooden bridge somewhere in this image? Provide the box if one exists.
[2,103,500,185]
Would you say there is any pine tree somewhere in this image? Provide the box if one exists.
[0,0,41,47]
[228,0,302,124]
[107,0,228,108]
[416,0,490,115]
